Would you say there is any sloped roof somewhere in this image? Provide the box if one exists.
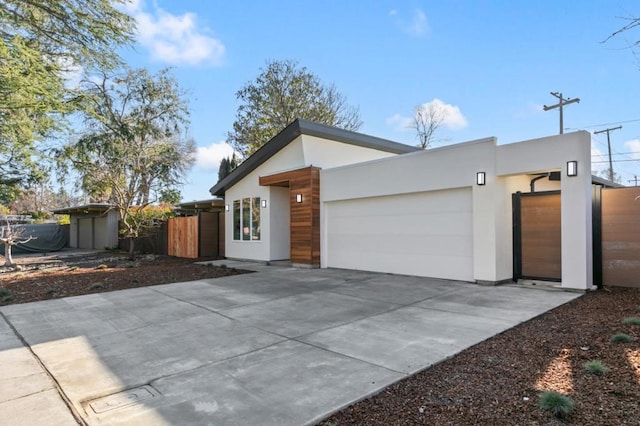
[209,119,419,196]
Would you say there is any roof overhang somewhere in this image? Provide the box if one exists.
[51,204,113,215]
[176,198,225,210]
[591,175,625,188]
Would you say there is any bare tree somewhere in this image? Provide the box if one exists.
[0,217,35,267]
[410,103,445,149]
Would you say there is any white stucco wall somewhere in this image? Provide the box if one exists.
[496,132,593,290]
[301,135,397,167]
[321,131,592,289]
[224,135,406,261]
[269,186,290,260]
[225,138,306,261]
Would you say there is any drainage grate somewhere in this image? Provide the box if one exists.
[85,385,160,414]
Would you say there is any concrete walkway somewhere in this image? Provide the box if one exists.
[0,262,581,425]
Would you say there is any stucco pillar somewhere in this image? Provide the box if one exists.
[560,156,593,290]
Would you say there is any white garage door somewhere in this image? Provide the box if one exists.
[325,188,473,281]
[78,218,93,249]
[93,216,108,250]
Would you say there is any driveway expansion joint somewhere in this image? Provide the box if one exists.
[0,311,86,426]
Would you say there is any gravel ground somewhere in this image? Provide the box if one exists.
[0,250,250,305]
[320,287,640,425]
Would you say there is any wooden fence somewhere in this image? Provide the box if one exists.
[167,211,224,259]
[119,222,168,255]
[600,186,640,288]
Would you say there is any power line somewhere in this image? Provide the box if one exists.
[565,117,640,130]
[591,151,639,157]
[593,158,640,163]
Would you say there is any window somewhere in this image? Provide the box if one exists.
[242,198,250,240]
[251,197,261,240]
[233,197,261,241]
[233,200,240,240]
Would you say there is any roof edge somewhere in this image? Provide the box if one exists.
[209,119,418,196]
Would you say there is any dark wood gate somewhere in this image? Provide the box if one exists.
[513,191,562,281]
[167,211,225,259]
[594,186,640,288]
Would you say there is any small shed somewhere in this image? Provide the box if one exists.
[52,204,119,250]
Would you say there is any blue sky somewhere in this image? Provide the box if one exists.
[117,0,640,201]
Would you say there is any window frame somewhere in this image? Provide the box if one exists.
[232,197,261,242]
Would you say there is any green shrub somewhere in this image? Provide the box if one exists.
[583,360,610,375]
[96,264,108,270]
[611,333,634,343]
[0,288,12,302]
[538,391,574,419]
[622,317,640,326]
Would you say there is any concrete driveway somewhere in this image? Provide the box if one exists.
[0,262,580,425]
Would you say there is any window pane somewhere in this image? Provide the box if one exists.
[233,200,240,240]
[242,198,250,240]
[252,198,261,240]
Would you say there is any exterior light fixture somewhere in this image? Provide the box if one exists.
[567,161,578,177]
[296,193,303,203]
[225,204,229,211]
[261,199,267,208]
[476,172,486,186]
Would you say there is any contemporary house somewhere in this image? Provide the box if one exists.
[211,119,638,290]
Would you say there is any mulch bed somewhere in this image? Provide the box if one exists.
[0,253,250,306]
[321,287,640,425]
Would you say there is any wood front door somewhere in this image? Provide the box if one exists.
[513,191,562,281]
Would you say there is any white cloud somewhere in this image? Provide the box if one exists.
[55,56,84,89]
[386,113,413,131]
[387,99,468,132]
[419,98,468,129]
[392,8,429,37]
[408,9,428,36]
[125,0,225,66]
[196,141,235,171]
[624,139,640,160]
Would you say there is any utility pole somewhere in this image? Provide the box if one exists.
[629,176,638,187]
[543,92,580,134]
[594,125,622,182]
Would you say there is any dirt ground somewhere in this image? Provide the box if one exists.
[1,251,638,424]
[0,249,249,306]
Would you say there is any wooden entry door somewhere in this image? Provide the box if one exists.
[513,191,562,281]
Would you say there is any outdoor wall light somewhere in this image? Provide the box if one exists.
[261,199,267,208]
[476,172,486,186]
[296,193,303,203]
[567,161,578,177]
[225,204,229,211]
